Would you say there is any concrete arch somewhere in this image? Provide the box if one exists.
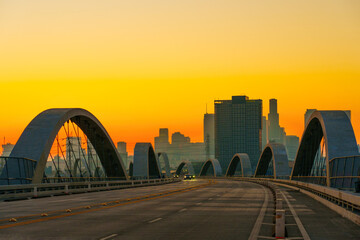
[291,111,358,186]
[133,143,161,179]
[199,159,223,177]
[157,152,171,178]
[2,108,128,184]
[254,143,290,179]
[225,153,253,177]
[175,161,195,176]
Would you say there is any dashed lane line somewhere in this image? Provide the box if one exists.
[148,218,162,224]
[0,181,216,230]
[281,191,311,240]
[99,233,118,240]
[248,185,269,240]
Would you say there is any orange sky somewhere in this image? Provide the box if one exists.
[1,0,360,154]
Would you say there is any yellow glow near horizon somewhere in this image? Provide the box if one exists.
[1,0,360,154]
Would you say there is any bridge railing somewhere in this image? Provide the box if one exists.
[231,177,360,213]
[0,157,37,185]
[0,178,180,201]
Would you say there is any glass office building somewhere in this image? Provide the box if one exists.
[215,96,262,173]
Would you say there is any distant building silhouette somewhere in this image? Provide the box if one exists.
[261,116,268,150]
[154,129,205,169]
[117,141,128,169]
[268,99,281,143]
[65,137,82,170]
[154,128,170,151]
[214,96,262,172]
[285,135,299,162]
[204,113,215,159]
[1,143,14,157]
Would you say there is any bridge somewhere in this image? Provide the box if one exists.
[0,109,359,239]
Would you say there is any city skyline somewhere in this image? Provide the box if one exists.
[1,1,360,154]
[0,99,359,155]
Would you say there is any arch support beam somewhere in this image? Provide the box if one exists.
[226,153,252,177]
[291,111,358,186]
[1,108,128,184]
[254,143,290,179]
[133,143,161,179]
[175,161,195,176]
[157,152,171,178]
[199,159,223,177]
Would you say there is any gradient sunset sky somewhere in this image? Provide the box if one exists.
[1,0,360,154]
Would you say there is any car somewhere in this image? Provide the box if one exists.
[183,174,192,180]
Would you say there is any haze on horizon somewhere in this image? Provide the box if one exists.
[1,0,360,153]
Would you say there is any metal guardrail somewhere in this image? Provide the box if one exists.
[230,177,360,213]
[0,178,180,201]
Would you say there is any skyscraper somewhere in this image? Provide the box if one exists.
[66,137,82,171]
[1,143,14,157]
[261,116,268,150]
[268,99,281,143]
[215,96,262,172]
[204,113,215,159]
[154,129,205,169]
[154,128,170,152]
[117,141,128,169]
[285,135,299,162]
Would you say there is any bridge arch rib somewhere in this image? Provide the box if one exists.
[254,143,290,179]
[199,159,223,177]
[175,161,195,176]
[4,108,128,184]
[157,152,171,178]
[291,111,358,187]
[133,143,162,179]
[225,153,252,177]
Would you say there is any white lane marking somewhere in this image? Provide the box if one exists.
[148,217,162,223]
[208,198,213,200]
[179,208,187,212]
[196,202,202,205]
[99,233,118,240]
[281,192,311,240]
[248,185,269,240]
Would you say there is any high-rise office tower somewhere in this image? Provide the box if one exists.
[285,135,299,162]
[66,137,82,171]
[154,128,170,153]
[215,96,262,172]
[204,113,215,159]
[117,141,128,169]
[268,99,281,143]
[261,116,268,150]
[1,143,14,157]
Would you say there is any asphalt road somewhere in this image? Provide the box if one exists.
[0,179,359,240]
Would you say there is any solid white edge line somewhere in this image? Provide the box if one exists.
[248,184,269,240]
[148,217,162,223]
[281,191,311,240]
[99,233,118,240]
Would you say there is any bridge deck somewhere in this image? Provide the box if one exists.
[0,180,359,239]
